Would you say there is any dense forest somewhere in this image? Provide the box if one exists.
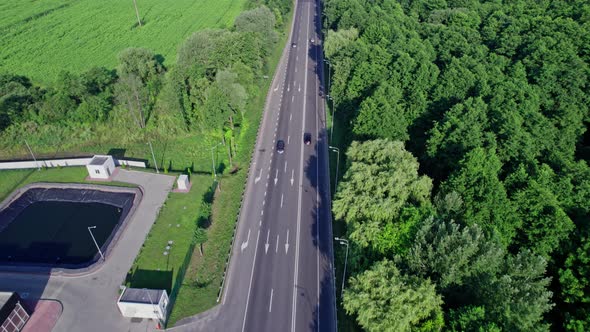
[325,0,590,331]
[0,0,291,165]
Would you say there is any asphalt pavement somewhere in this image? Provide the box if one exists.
[171,0,337,331]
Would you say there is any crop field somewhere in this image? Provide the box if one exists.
[0,0,246,82]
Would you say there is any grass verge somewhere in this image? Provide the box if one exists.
[166,8,294,326]
[125,173,214,303]
[0,167,135,202]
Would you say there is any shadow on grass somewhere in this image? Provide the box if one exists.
[127,268,174,293]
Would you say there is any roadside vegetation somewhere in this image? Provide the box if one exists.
[324,0,590,331]
[0,0,291,327]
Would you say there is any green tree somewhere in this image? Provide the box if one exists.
[481,250,553,331]
[407,217,504,289]
[234,6,277,56]
[440,147,518,245]
[344,260,444,332]
[333,139,432,250]
[192,227,208,256]
[559,236,590,331]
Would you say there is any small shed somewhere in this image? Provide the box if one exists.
[0,292,30,332]
[86,155,115,180]
[117,287,168,323]
[177,174,190,191]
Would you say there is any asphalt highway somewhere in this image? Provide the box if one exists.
[212,0,337,331]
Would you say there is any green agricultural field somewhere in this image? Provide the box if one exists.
[0,0,246,82]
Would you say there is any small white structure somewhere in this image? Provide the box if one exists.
[177,174,190,191]
[117,287,168,323]
[86,155,115,179]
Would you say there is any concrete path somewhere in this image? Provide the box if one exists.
[0,169,174,332]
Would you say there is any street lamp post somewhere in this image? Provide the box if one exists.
[324,59,331,95]
[87,226,105,261]
[329,146,340,193]
[147,141,159,173]
[326,95,336,142]
[334,237,349,299]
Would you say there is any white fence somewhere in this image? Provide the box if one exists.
[0,158,146,170]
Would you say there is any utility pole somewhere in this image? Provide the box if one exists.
[24,140,40,171]
[147,141,159,173]
[133,0,142,27]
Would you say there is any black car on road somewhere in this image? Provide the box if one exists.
[277,140,285,153]
[304,133,312,145]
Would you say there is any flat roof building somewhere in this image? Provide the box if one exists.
[117,287,168,326]
[0,292,30,332]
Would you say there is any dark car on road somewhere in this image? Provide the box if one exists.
[304,133,312,145]
[277,140,285,154]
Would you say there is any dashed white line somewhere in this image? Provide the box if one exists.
[290,114,292,121]
[281,194,284,208]
[292,95,294,103]
[269,288,274,312]
[288,135,290,144]
[284,161,288,173]
[276,234,279,253]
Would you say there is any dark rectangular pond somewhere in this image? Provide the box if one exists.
[0,187,136,267]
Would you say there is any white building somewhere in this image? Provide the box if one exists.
[86,155,115,180]
[117,288,168,324]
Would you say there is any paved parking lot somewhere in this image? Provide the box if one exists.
[0,169,174,332]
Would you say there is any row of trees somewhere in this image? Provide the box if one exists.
[325,0,590,330]
[0,0,291,160]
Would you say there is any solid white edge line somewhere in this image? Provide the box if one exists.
[291,3,311,332]
[241,229,261,332]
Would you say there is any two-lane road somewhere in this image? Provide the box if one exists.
[171,0,335,330]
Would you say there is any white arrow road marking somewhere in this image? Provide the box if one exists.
[285,229,290,254]
[274,169,278,185]
[265,230,270,254]
[281,194,284,208]
[254,169,262,183]
[241,229,251,252]
[269,288,274,312]
[274,84,279,92]
[291,169,294,186]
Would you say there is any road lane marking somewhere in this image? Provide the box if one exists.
[291,169,294,186]
[299,84,301,92]
[263,200,265,206]
[292,3,311,331]
[241,229,250,252]
[264,190,267,197]
[288,84,290,92]
[292,95,294,103]
[254,169,262,183]
[290,114,292,121]
[274,169,279,185]
[265,230,270,254]
[284,161,288,173]
[285,229,290,254]
[269,288,274,312]
[276,235,279,253]
[261,210,264,216]
[281,194,284,208]
[288,135,291,144]
[241,229,261,332]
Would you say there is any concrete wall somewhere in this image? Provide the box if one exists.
[0,158,146,170]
